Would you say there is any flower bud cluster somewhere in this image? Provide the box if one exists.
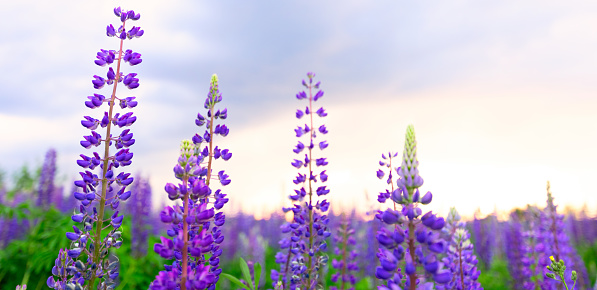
[545,256,577,289]
[48,7,142,289]
[151,75,230,290]
[272,72,330,290]
[375,125,450,290]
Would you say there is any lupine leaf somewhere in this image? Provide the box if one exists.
[239,257,254,290]
[220,273,250,290]
[254,262,262,289]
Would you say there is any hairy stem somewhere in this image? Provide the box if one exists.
[181,178,189,290]
[407,193,416,290]
[306,83,314,289]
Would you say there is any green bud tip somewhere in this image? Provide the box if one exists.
[210,74,218,87]
[180,140,195,158]
[571,271,577,281]
[448,207,461,222]
[210,74,219,102]
[399,124,422,188]
[546,273,555,279]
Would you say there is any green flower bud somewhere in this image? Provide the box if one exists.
[571,270,577,281]
[210,74,219,103]
[397,124,424,190]
[546,273,555,279]
[180,139,195,159]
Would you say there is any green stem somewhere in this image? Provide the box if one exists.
[20,261,31,286]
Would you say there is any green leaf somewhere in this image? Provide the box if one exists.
[220,273,250,290]
[239,257,254,290]
[254,262,262,289]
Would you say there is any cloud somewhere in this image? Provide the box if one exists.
[1,0,596,218]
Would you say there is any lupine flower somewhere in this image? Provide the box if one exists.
[151,75,231,290]
[504,211,533,290]
[48,6,142,289]
[37,148,57,208]
[374,125,449,290]
[533,181,590,289]
[127,175,152,257]
[272,72,331,290]
[437,208,482,290]
[363,217,381,280]
[330,213,359,290]
[471,212,495,271]
[1,192,29,248]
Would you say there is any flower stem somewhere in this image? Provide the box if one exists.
[407,189,416,290]
[89,21,126,287]
[181,178,189,290]
[306,83,314,289]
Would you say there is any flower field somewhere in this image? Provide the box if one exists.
[1,4,597,290]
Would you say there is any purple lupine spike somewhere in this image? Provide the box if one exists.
[49,6,142,289]
[438,208,482,290]
[374,125,449,290]
[37,149,57,208]
[151,75,230,290]
[330,213,359,290]
[504,211,533,290]
[126,175,152,258]
[273,72,330,290]
[532,181,591,289]
[472,212,495,271]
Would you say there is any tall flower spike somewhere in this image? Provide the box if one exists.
[127,175,152,258]
[151,75,230,290]
[437,208,482,290]
[38,148,57,208]
[272,72,331,290]
[330,213,359,290]
[48,6,142,289]
[375,125,449,290]
[532,181,590,289]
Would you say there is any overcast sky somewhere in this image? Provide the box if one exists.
[1,0,596,220]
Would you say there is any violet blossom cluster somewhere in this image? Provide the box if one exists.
[48,6,142,289]
[37,148,57,208]
[532,182,589,289]
[127,176,153,258]
[504,211,533,290]
[150,75,230,290]
[374,125,450,290]
[471,214,495,271]
[272,72,331,290]
[330,213,359,290]
[437,208,482,290]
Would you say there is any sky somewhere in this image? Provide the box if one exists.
[0,0,596,220]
